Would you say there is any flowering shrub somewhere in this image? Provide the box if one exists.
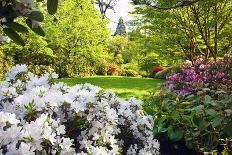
[148,66,165,78]
[166,54,232,96]
[0,0,58,45]
[0,65,160,154]
[155,67,180,80]
[107,64,122,76]
[152,66,165,72]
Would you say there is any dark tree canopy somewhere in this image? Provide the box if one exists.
[114,17,127,36]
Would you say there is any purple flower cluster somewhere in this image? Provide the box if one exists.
[166,55,232,96]
[166,67,202,96]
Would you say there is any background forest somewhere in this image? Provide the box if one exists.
[1,0,232,80]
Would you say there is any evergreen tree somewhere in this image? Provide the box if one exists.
[114,17,127,36]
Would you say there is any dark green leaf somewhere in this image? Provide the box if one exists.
[27,11,44,22]
[3,28,25,46]
[47,0,58,15]
[7,22,29,33]
[211,117,223,128]
[205,109,217,117]
[168,128,183,141]
[192,116,209,131]
[224,122,232,137]
[26,19,45,37]
[201,134,219,150]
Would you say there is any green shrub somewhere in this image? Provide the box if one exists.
[139,70,148,77]
[28,65,54,76]
[139,53,160,72]
[95,60,107,75]
[0,48,13,80]
[145,86,232,154]
[122,63,139,77]
[123,69,139,77]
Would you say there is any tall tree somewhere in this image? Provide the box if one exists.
[130,0,232,63]
[2,0,110,77]
[114,17,127,36]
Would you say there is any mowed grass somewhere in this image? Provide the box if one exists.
[58,76,164,100]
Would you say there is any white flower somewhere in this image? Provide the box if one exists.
[0,65,160,154]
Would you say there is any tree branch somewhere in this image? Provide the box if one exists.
[133,0,202,10]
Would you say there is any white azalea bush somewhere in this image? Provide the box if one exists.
[0,65,160,155]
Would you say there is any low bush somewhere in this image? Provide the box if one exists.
[148,66,165,78]
[155,67,180,79]
[139,54,161,72]
[123,69,139,77]
[144,54,232,154]
[166,54,232,96]
[121,63,139,77]
[145,86,232,154]
[28,64,54,76]
[138,70,148,78]
[0,65,160,154]
[106,64,123,76]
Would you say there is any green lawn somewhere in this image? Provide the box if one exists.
[58,76,164,100]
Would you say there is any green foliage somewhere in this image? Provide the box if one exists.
[47,0,59,15]
[130,0,232,63]
[44,0,110,77]
[107,36,128,64]
[2,0,110,78]
[139,53,160,72]
[122,63,140,77]
[0,47,13,80]
[145,85,232,154]
[129,9,183,66]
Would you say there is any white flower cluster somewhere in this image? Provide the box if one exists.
[0,65,160,155]
[0,0,40,27]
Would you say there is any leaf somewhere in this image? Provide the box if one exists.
[168,128,183,141]
[206,109,217,117]
[204,95,212,104]
[47,0,58,15]
[26,19,45,37]
[7,22,29,33]
[201,134,219,150]
[192,116,209,131]
[223,122,232,137]
[211,117,223,128]
[3,28,25,46]
[27,11,44,22]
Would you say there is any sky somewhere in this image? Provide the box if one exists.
[106,0,134,31]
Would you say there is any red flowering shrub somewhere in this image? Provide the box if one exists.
[166,54,232,96]
[152,66,165,72]
[149,66,165,78]
[106,64,122,76]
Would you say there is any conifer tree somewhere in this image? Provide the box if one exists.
[114,17,127,36]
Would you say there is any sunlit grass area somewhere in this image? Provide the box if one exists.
[58,76,164,100]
